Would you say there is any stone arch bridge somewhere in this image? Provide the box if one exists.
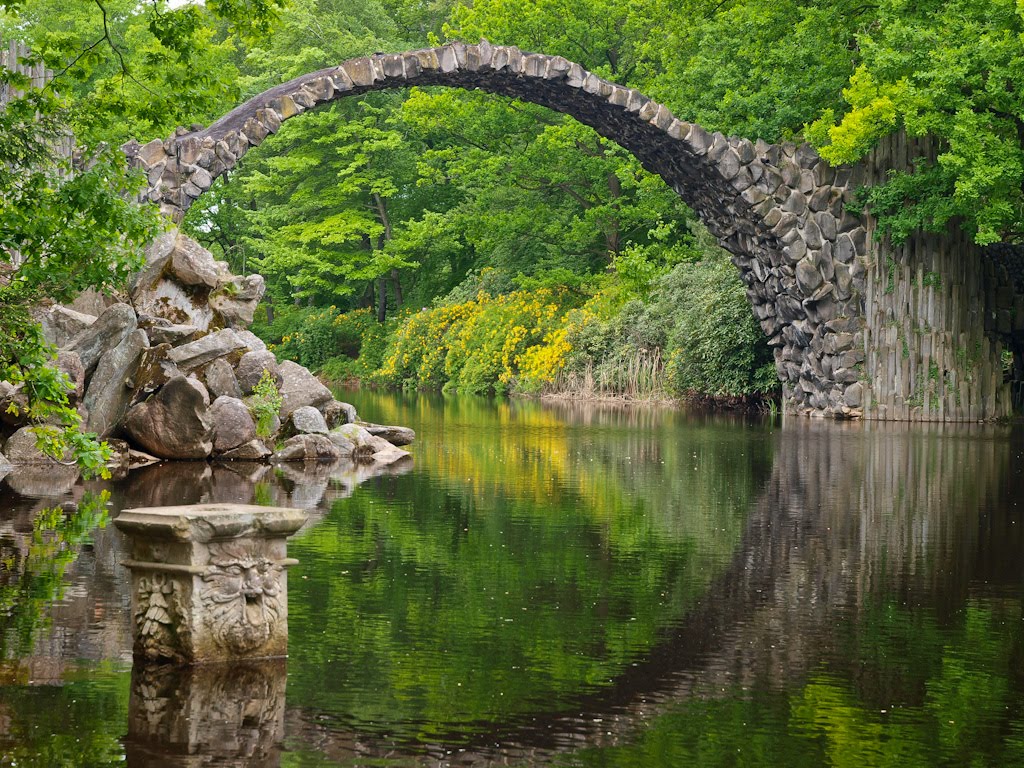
[123,41,1024,422]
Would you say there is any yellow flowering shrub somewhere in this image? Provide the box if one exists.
[374,289,576,393]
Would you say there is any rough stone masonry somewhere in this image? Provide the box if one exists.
[122,41,1023,421]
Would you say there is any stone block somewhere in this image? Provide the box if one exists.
[114,503,306,663]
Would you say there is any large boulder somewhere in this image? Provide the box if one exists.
[277,360,332,419]
[166,328,247,372]
[235,350,280,394]
[209,395,257,453]
[362,424,416,446]
[55,350,86,405]
[204,358,242,399]
[271,434,344,462]
[217,439,272,461]
[83,328,148,437]
[323,399,358,428]
[0,381,29,429]
[65,302,137,378]
[124,375,213,459]
[3,426,72,464]
[38,305,96,348]
[286,405,328,436]
[237,330,267,352]
[144,318,200,346]
[210,274,266,329]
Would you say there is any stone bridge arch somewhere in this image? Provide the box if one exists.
[123,42,1022,421]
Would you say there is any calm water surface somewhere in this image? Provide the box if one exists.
[1,392,1023,767]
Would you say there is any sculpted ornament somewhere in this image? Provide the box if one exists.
[201,540,285,653]
[136,572,182,661]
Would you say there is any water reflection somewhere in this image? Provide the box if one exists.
[0,396,1022,767]
[125,660,287,767]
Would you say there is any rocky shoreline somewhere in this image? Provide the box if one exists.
[0,229,414,489]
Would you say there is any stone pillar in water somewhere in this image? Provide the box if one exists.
[115,504,306,664]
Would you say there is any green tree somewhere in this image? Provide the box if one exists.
[807,0,1024,245]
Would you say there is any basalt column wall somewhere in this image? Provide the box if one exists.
[857,133,1023,421]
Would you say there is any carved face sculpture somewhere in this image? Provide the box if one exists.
[201,540,284,654]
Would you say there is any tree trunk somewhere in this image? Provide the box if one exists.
[264,293,274,324]
[390,267,403,307]
[605,171,622,262]
[376,276,388,324]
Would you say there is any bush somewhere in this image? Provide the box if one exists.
[656,257,778,398]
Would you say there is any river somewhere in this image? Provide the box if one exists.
[1,392,1023,766]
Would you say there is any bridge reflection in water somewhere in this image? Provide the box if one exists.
[0,399,1021,766]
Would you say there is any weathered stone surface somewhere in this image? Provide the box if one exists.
[235,350,280,395]
[167,329,247,371]
[3,426,71,464]
[372,445,411,465]
[363,423,415,446]
[147,321,200,346]
[114,503,306,663]
[83,328,149,437]
[277,360,332,418]
[322,399,355,428]
[326,431,358,457]
[38,305,96,348]
[66,303,138,377]
[205,358,242,400]
[210,274,266,329]
[237,330,267,352]
[170,236,224,288]
[271,434,343,462]
[125,375,213,459]
[0,381,28,429]
[56,350,86,404]
[287,405,328,435]
[210,396,257,453]
[217,438,272,461]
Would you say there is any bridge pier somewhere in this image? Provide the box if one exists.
[853,134,1023,422]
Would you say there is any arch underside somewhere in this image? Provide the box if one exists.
[123,42,872,418]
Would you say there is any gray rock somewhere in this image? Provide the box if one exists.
[83,328,148,437]
[363,424,415,446]
[844,382,863,408]
[288,405,328,435]
[237,330,267,352]
[169,234,225,288]
[4,426,72,464]
[56,351,86,404]
[38,305,96,348]
[167,328,246,371]
[795,258,823,295]
[217,438,272,461]
[209,395,257,453]
[66,302,138,378]
[271,434,344,462]
[277,360,332,418]
[210,274,266,329]
[205,358,242,399]
[0,381,28,429]
[235,350,280,395]
[4,465,80,498]
[124,375,213,459]
[147,321,200,345]
[372,445,412,466]
[326,432,357,457]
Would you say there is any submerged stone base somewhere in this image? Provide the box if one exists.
[115,503,307,664]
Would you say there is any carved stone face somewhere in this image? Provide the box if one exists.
[201,540,284,654]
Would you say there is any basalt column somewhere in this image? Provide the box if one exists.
[856,133,1024,421]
